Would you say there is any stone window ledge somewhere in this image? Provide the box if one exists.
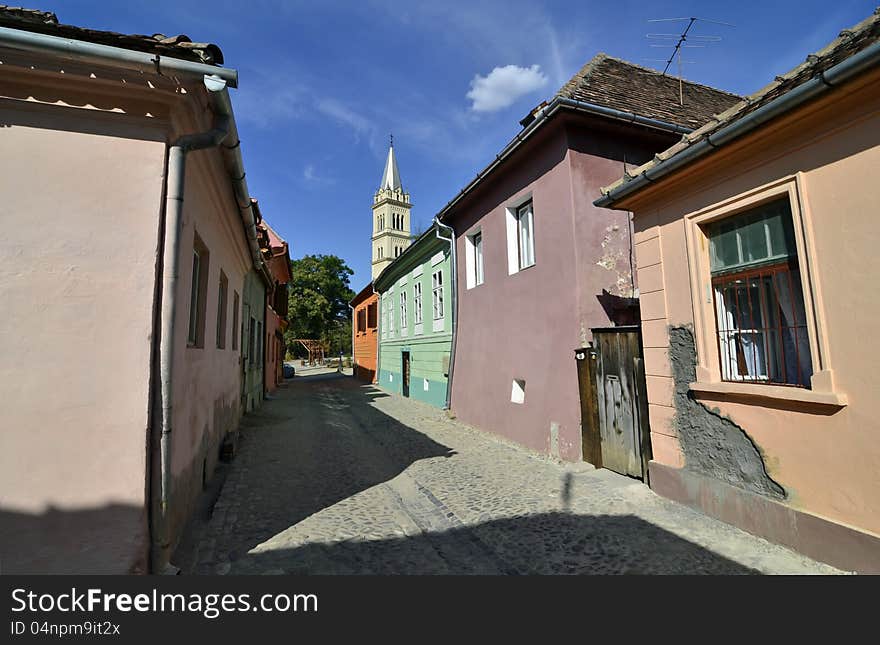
[689,381,847,408]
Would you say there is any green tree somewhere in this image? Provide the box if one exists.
[285,254,355,357]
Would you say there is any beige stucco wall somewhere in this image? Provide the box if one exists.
[624,69,880,538]
[0,100,166,573]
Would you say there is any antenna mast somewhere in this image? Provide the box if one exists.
[646,17,733,105]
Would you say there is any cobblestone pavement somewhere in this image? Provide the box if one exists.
[176,372,843,575]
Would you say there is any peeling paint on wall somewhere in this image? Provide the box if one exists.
[595,223,634,297]
[668,326,786,499]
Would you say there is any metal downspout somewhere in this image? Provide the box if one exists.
[433,218,457,411]
[152,76,229,572]
[204,86,273,287]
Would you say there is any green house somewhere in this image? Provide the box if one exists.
[375,223,453,408]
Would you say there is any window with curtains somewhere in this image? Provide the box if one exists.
[707,198,812,387]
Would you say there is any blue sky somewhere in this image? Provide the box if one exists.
[35,0,877,289]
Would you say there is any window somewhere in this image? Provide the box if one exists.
[188,250,201,345]
[432,270,444,320]
[257,321,263,365]
[357,308,366,333]
[367,301,377,329]
[399,291,407,331]
[466,230,484,288]
[516,201,535,269]
[187,233,210,347]
[707,199,811,387]
[413,282,423,325]
[232,291,240,351]
[216,271,228,349]
[506,198,535,274]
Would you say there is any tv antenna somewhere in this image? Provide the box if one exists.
[646,17,734,105]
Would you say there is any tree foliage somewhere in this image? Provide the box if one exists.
[285,254,355,356]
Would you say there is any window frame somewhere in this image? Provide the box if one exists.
[683,174,843,406]
[505,194,535,275]
[232,291,240,351]
[413,281,423,325]
[216,270,228,349]
[187,232,210,348]
[432,269,444,326]
[399,290,407,333]
[465,229,484,289]
[515,200,535,270]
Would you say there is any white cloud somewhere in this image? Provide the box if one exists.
[302,164,335,186]
[466,64,548,112]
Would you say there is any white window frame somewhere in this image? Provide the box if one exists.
[432,269,444,331]
[399,291,408,337]
[465,229,484,289]
[506,194,535,274]
[413,281,423,328]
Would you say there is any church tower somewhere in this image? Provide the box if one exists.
[371,140,412,280]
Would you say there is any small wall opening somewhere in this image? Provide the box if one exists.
[511,379,526,404]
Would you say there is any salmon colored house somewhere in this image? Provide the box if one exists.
[595,11,880,572]
[351,283,379,383]
[258,212,292,394]
[0,7,271,573]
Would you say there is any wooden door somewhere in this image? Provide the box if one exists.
[401,351,410,397]
[593,328,647,479]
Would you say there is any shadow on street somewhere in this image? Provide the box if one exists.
[174,374,455,573]
[230,512,759,575]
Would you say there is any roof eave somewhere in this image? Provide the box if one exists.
[437,96,693,224]
[595,37,880,210]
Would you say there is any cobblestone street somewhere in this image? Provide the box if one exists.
[175,369,842,575]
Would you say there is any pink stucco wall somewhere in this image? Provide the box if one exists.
[621,69,880,539]
[0,61,257,572]
[0,100,166,574]
[166,142,253,556]
[448,116,678,461]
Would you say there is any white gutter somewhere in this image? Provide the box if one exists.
[0,25,238,87]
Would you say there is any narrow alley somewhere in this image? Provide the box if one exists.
[175,369,842,575]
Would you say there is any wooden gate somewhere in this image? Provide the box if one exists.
[575,326,651,480]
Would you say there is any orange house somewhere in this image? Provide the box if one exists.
[350,283,378,383]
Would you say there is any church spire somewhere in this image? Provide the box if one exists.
[380,136,402,191]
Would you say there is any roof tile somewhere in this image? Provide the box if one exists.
[556,53,741,129]
[0,4,224,65]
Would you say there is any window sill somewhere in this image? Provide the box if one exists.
[689,381,847,408]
